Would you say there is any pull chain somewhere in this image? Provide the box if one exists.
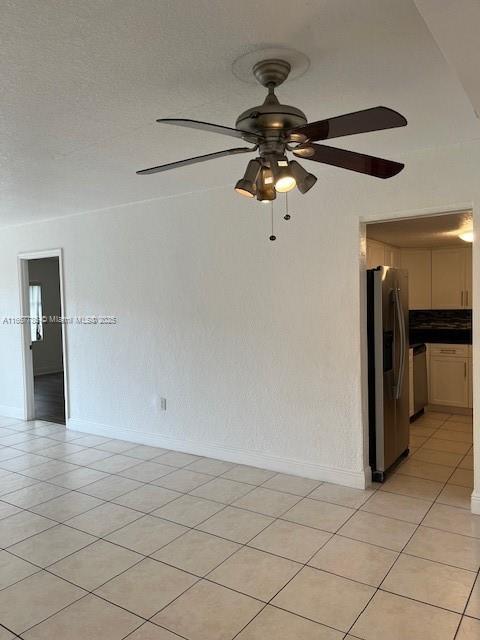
[284,192,291,220]
[269,201,276,241]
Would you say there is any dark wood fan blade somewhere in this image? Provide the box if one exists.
[289,107,407,142]
[156,118,262,142]
[136,147,254,175]
[294,143,404,179]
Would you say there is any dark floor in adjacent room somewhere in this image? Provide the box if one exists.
[34,372,65,425]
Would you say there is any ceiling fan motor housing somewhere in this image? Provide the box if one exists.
[235,59,307,140]
[235,98,307,138]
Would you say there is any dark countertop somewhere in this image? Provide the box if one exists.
[409,328,471,345]
[409,309,471,345]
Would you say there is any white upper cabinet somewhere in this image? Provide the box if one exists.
[366,239,401,269]
[400,249,432,310]
[384,244,401,268]
[369,242,471,310]
[366,239,386,269]
[431,248,469,309]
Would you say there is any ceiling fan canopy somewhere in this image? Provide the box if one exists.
[137,58,407,202]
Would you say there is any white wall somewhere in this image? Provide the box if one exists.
[0,141,479,501]
[28,257,63,375]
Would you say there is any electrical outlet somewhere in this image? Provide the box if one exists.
[152,396,167,413]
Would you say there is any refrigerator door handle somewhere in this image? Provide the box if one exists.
[393,287,406,400]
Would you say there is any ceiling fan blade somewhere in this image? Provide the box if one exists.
[294,143,404,179]
[136,146,254,175]
[289,107,407,142]
[156,118,262,142]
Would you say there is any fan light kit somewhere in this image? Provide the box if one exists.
[459,230,474,243]
[137,56,407,240]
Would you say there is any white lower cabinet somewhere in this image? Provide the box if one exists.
[428,344,471,408]
[469,361,473,409]
[409,348,414,417]
[468,345,473,409]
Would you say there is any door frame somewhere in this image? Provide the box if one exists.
[359,203,477,510]
[17,248,69,422]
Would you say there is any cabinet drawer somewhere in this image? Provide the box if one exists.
[429,344,469,357]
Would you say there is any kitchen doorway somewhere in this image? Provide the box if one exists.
[361,209,475,510]
[18,249,68,425]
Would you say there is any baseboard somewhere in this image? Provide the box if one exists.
[471,492,480,515]
[0,405,25,420]
[67,417,369,489]
[427,404,473,416]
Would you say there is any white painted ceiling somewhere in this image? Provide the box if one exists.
[415,0,480,118]
[1,0,479,227]
[367,210,474,247]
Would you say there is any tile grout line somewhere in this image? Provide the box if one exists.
[454,564,480,639]
[210,414,474,638]
[231,417,455,639]
[0,434,342,637]
[0,413,476,638]
[343,414,471,638]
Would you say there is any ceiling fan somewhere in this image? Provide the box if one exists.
[137,58,407,201]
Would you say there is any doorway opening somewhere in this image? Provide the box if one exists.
[363,210,474,508]
[18,250,67,425]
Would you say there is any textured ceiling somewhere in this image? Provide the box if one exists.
[415,0,480,118]
[367,210,473,247]
[1,0,480,226]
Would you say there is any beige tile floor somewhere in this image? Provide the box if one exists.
[0,412,478,639]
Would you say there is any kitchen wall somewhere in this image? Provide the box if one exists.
[0,141,479,504]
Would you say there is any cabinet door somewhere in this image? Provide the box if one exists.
[391,247,401,268]
[465,248,472,309]
[384,245,401,268]
[400,249,431,309]
[468,358,473,409]
[431,248,466,309]
[366,239,385,269]
[409,348,414,417]
[429,355,469,407]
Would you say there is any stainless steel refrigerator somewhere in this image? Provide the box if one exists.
[367,266,409,482]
